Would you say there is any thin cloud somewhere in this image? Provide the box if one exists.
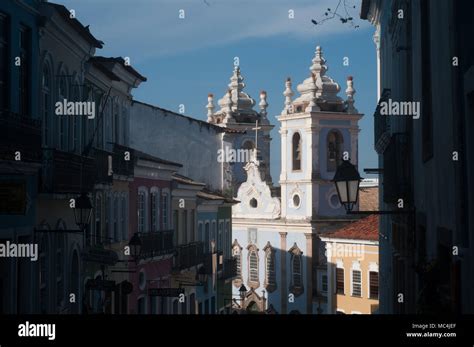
[59,0,368,62]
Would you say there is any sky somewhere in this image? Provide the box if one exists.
[59,0,378,182]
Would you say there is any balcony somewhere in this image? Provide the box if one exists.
[0,111,42,162]
[92,146,134,184]
[173,242,204,270]
[374,89,391,154]
[138,229,175,259]
[219,257,237,280]
[41,148,96,193]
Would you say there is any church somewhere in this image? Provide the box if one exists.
[224,46,364,314]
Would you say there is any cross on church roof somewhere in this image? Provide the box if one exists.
[252,120,262,158]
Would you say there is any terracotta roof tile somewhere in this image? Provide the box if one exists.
[323,215,379,241]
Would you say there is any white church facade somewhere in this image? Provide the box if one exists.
[231,46,364,314]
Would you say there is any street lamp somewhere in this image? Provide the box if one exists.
[129,233,142,263]
[332,159,362,212]
[73,193,93,230]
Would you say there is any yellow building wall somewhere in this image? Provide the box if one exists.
[330,242,379,314]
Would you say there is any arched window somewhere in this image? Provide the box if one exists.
[327,130,343,172]
[71,83,81,153]
[232,240,242,284]
[289,243,304,296]
[292,132,302,171]
[263,242,276,292]
[58,75,68,150]
[113,101,120,145]
[247,244,259,288]
[204,222,210,253]
[41,64,51,147]
[150,188,159,232]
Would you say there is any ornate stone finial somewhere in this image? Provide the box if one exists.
[345,76,358,113]
[207,93,215,121]
[310,45,327,77]
[306,73,320,112]
[283,77,294,114]
[223,89,233,115]
[259,91,268,118]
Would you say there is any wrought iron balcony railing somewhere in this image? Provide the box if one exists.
[138,229,175,259]
[173,241,204,270]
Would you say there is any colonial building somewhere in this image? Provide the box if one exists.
[361,0,474,314]
[321,215,379,314]
[231,46,364,314]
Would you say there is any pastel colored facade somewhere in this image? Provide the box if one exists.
[231,46,364,314]
[321,215,380,314]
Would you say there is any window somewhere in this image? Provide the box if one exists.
[321,274,328,293]
[292,194,301,208]
[41,64,51,146]
[113,197,119,242]
[211,296,216,314]
[113,102,120,144]
[56,246,63,307]
[289,244,303,296]
[19,25,30,117]
[327,130,343,171]
[190,209,195,242]
[292,132,302,170]
[122,106,128,145]
[204,222,210,253]
[95,194,102,244]
[211,221,216,252]
[58,76,68,150]
[189,293,196,314]
[352,270,361,297]
[198,223,203,243]
[369,271,379,299]
[336,268,344,294]
[264,243,276,292]
[225,221,230,259]
[218,221,224,252]
[173,210,179,244]
[0,13,9,111]
[247,245,259,287]
[292,254,302,287]
[71,84,80,152]
[162,192,168,228]
[138,191,146,233]
[105,196,111,242]
[121,196,127,240]
[232,242,242,280]
[182,210,187,245]
[151,191,158,232]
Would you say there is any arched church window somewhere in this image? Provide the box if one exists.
[263,242,276,292]
[292,132,302,171]
[41,64,51,147]
[232,240,243,288]
[289,243,304,296]
[247,244,260,288]
[327,130,343,172]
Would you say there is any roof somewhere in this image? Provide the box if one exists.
[114,144,182,167]
[132,100,246,134]
[47,3,103,48]
[89,59,121,81]
[197,189,239,204]
[172,174,206,187]
[90,56,147,82]
[359,186,379,211]
[323,215,379,241]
